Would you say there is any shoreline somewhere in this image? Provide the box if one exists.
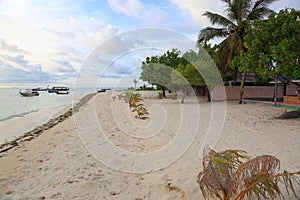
[0,106,67,144]
[0,92,96,156]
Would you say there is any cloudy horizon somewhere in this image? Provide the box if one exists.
[1,0,299,88]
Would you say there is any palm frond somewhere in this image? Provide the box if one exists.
[199,149,250,200]
[198,149,300,200]
[234,170,300,200]
[199,149,233,200]
[197,27,227,44]
[220,0,234,20]
[247,0,277,20]
[233,155,280,188]
[281,170,300,198]
[239,0,254,20]
[220,0,231,5]
[215,33,242,72]
[232,155,300,200]
[203,11,236,27]
[222,0,249,22]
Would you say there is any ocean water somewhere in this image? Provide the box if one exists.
[0,87,98,143]
[0,88,97,121]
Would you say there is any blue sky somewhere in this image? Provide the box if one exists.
[0,0,299,88]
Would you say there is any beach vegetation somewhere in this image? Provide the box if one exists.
[197,0,277,104]
[120,89,133,103]
[140,48,222,103]
[129,92,149,119]
[140,49,181,98]
[198,148,300,200]
[231,8,300,117]
[133,79,138,89]
[157,91,163,99]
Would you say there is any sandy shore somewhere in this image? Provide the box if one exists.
[0,91,299,199]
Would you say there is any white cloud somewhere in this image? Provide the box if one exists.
[171,0,300,29]
[270,0,300,12]
[107,0,166,26]
[0,0,121,86]
[171,0,224,28]
[1,0,298,87]
[107,0,143,18]
[0,39,29,55]
[0,54,53,84]
[0,55,30,72]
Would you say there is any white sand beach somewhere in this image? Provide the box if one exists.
[0,91,299,199]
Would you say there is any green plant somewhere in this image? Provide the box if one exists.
[129,92,142,108]
[158,91,163,99]
[129,92,149,119]
[120,90,133,103]
[197,149,300,200]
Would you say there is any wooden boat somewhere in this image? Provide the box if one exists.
[48,86,69,94]
[35,87,48,91]
[19,89,39,97]
[97,88,111,93]
[97,89,106,93]
[56,90,69,95]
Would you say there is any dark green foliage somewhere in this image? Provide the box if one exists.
[198,0,277,77]
[140,49,182,98]
[140,48,222,102]
[232,9,300,81]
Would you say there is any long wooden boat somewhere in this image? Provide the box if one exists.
[19,89,40,97]
[48,86,69,94]
[56,90,69,95]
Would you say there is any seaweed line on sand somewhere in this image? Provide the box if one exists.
[0,93,97,157]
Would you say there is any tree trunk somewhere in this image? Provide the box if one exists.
[162,86,166,98]
[202,86,206,96]
[239,71,247,104]
[207,90,211,102]
[207,86,213,102]
[181,89,186,104]
[274,76,278,106]
[233,69,238,85]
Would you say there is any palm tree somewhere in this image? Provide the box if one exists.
[197,0,277,103]
[133,79,138,89]
[197,149,300,200]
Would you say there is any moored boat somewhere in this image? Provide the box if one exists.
[56,90,69,95]
[48,86,69,94]
[19,89,40,97]
[97,88,111,93]
[35,87,48,91]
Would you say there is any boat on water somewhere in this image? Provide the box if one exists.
[97,88,111,93]
[56,90,69,95]
[35,87,48,91]
[19,89,40,97]
[48,86,69,94]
